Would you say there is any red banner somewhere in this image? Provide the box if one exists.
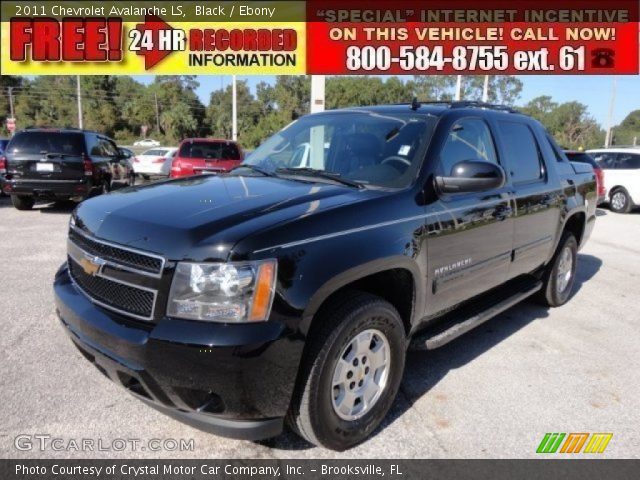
[306,0,639,74]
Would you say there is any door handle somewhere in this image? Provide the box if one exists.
[493,205,513,220]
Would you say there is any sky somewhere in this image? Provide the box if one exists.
[133,75,639,128]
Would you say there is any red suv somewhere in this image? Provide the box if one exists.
[170,139,243,178]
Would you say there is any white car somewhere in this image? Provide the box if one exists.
[586,147,640,213]
[134,147,178,178]
[133,139,161,147]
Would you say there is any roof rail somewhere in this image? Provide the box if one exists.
[403,100,519,114]
[448,101,519,113]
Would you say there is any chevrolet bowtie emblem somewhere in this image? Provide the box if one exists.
[79,255,104,276]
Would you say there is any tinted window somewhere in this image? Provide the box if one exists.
[564,152,597,168]
[616,153,640,169]
[244,112,435,188]
[498,122,543,183]
[179,141,240,160]
[439,119,498,175]
[118,148,134,158]
[7,131,85,156]
[590,152,617,169]
[142,149,169,156]
[100,139,118,157]
[545,134,568,162]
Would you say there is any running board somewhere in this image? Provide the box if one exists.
[410,279,543,350]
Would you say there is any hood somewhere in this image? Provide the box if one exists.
[73,175,368,260]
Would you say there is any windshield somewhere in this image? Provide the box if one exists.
[179,141,240,160]
[243,111,434,188]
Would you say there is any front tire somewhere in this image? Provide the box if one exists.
[288,292,406,450]
[609,188,632,214]
[536,232,578,307]
[11,195,35,210]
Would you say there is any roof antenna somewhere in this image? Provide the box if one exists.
[410,97,421,111]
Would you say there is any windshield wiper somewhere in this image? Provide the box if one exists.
[229,164,277,177]
[276,167,364,189]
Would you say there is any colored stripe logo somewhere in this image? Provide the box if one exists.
[537,433,612,454]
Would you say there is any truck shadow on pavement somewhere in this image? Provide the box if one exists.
[261,253,602,451]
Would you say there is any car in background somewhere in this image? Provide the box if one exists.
[133,147,177,179]
[1,128,134,210]
[170,138,243,178]
[0,138,9,154]
[0,138,10,196]
[133,138,161,147]
[564,150,605,205]
[586,147,640,213]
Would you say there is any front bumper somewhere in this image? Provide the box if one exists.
[53,264,303,440]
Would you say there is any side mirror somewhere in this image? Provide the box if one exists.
[435,160,505,194]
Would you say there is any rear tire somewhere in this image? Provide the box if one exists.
[11,195,35,211]
[288,292,406,451]
[609,188,632,214]
[536,232,578,307]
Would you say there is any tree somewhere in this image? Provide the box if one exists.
[206,80,261,144]
[612,110,640,145]
[521,96,604,149]
[410,75,457,100]
[326,76,413,108]
[459,76,523,104]
[161,103,198,143]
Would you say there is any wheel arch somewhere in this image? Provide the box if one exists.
[300,257,424,337]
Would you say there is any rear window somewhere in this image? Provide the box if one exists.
[6,131,85,156]
[179,141,240,160]
[142,149,168,156]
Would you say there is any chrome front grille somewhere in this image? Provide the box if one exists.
[68,228,164,276]
[67,227,164,321]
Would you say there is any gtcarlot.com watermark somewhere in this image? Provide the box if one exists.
[14,434,195,452]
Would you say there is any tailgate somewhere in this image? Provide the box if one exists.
[5,131,86,181]
[7,153,85,181]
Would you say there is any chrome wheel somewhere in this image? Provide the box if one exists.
[331,329,390,421]
[611,192,626,211]
[556,246,573,294]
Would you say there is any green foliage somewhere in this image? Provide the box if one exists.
[0,75,631,153]
[612,110,640,146]
[521,95,605,149]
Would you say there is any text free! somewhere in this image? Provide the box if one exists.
[10,18,123,61]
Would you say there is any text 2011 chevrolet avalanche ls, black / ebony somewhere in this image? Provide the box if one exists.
[54,101,597,450]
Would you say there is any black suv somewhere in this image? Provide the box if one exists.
[2,128,134,210]
[54,102,597,450]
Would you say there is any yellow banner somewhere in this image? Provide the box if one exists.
[0,2,306,74]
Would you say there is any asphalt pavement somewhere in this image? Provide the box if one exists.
[0,195,638,459]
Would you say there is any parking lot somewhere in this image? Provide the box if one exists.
[0,195,638,459]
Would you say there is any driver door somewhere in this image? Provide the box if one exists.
[426,117,515,313]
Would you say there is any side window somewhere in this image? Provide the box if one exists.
[86,135,102,156]
[498,121,544,184]
[545,134,568,162]
[439,118,498,176]
[617,153,640,169]
[100,139,118,157]
[592,152,617,169]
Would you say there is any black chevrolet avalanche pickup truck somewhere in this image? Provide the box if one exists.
[54,101,597,450]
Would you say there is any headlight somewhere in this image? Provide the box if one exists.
[167,260,277,323]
